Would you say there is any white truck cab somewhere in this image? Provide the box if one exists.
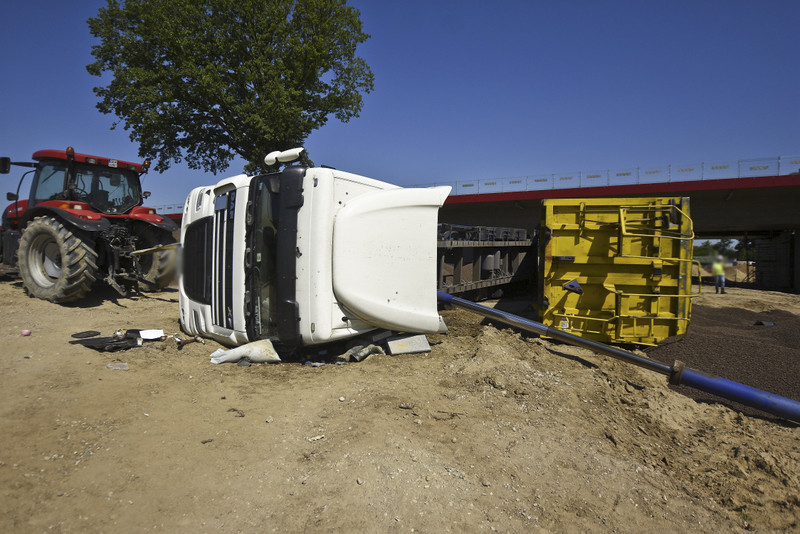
[179,151,450,348]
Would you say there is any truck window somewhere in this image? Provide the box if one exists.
[32,162,67,203]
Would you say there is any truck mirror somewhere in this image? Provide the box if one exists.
[6,192,18,201]
[0,157,10,174]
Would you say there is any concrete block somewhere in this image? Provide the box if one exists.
[386,334,431,355]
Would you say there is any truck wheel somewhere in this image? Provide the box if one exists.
[137,227,176,290]
[18,217,98,303]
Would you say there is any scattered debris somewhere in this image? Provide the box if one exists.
[227,408,245,417]
[71,328,173,352]
[210,339,281,364]
[337,343,384,362]
[201,439,213,444]
[399,402,415,410]
[138,329,166,340]
[20,329,31,336]
[106,362,129,371]
[339,396,345,402]
[754,320,775,326]
[72,335,141,352]
[71,331,100,339]
[176,335,205,349]
[386,334,431,355]
[303,361,326,367]
[307,434,325,442]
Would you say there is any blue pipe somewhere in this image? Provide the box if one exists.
[678,368,800,423]
[438,291,800,423]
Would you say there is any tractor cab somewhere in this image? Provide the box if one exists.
[27,148,148,215]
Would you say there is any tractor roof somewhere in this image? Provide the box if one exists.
[32,149,147,173]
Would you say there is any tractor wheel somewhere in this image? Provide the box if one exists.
[137,226,177,290]
[18,216,98,303]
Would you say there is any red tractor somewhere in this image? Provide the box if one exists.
[0,147,178,303]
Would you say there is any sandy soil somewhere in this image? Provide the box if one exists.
[1,277,798,533]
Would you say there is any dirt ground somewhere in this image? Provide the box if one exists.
[1,276,798,533]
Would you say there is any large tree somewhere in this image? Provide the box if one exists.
[87,0,374,174]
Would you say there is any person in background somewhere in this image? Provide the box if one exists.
[713,255,726,294]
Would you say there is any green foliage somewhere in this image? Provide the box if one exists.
[734,239,754,261]
[713,238,733,255]
[87,0,374,174]
[694,238,749,261]
[694,240,715,258]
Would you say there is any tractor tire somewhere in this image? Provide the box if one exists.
[137,226,177,290]
[18,216,98,303]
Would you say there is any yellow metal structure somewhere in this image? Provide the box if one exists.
[537,197,697,346]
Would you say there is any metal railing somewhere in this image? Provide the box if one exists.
[417,154,800,196]
[151,155,800,212]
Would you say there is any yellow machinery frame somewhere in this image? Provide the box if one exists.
[537,197,699,346]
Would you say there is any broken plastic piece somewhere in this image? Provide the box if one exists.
[71,336,140,352]
[71,330,100,339]
[139,329,165,340]
[209,339,281,364]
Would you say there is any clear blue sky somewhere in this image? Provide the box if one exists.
[1,1,798,208]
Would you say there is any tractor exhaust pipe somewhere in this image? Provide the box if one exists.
[437,292,800,423]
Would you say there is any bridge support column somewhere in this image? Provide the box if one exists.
[755,231,800,291]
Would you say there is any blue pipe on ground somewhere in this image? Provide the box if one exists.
[437,291,800,423]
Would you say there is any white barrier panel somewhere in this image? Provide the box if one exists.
[528,174,553,190]
[671,164,702,182]
[503,177,527,192]
[779,155,800,176]
[437,155,793,196]
[739,157,778,178]
[554,173,580,190]
[479,178,503,194]
[581,170,608,187]
[456,181,478,195]
[639,165,669,184]
[702,160,737,180]
[609,168,638,186]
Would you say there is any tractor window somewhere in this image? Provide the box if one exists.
[73,163,142,214]
[32,162,67,204]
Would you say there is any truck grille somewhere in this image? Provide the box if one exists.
[213,191,236,329]
[182,217,212,305]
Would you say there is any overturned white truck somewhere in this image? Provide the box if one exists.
[179,148,450,348]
